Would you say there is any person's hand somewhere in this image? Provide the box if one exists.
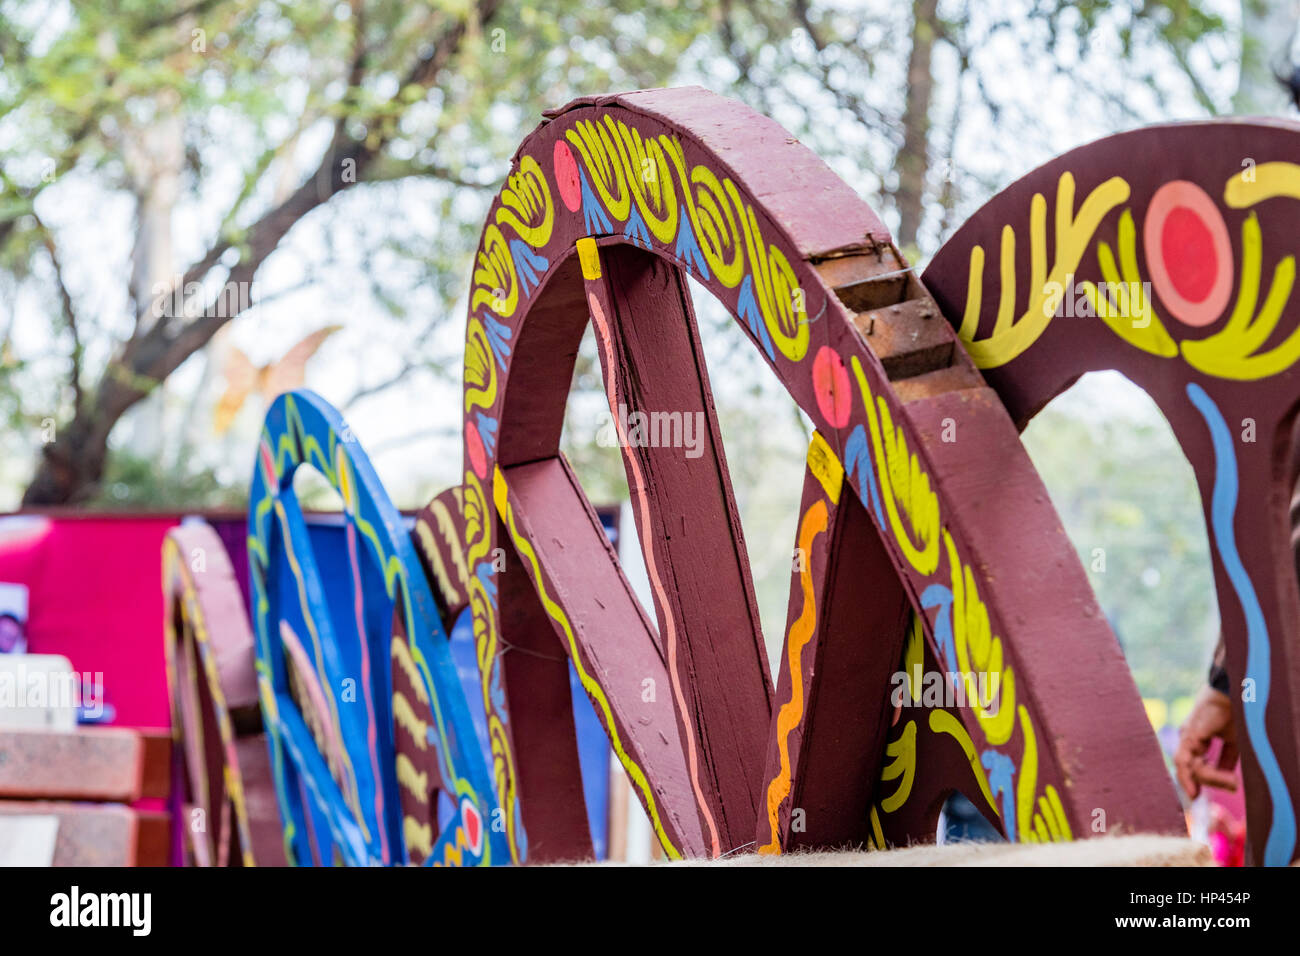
[1174,686,1238,799]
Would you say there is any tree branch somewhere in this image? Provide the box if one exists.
[126,2,499,377]
[788,0,900,142]
[115,0,503,416]
[1167,37,1221,115]
[341,336,455,412]
[30,209,84,415]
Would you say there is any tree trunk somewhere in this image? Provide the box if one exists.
[897,0,938,252]
[123,82,184,463]
[22,409,118,505]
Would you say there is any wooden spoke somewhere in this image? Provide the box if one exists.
[489,503,593,862]
[580,240,772,850]
[496,455,708,857]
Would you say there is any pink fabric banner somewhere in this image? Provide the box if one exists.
[0,514,178,729]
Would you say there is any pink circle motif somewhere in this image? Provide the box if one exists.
[1142,180,1234,327]
[553,140,582,213]
[812,346,851,428]
[466,419,487,479]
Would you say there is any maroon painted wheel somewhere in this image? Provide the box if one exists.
[925,124,1300,865]
[453,88,1181,862]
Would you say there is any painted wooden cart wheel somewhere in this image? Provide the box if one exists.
[924,121,1300,865]
[163,521,285,866]
[456,87,1182,862]
[247,390,505,865]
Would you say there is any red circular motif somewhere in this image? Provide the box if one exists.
[1142,180,1233,327]
[553,140,582,213]
[466,420,487,479]
[1161,207,1217,304]
[812,346,851,428]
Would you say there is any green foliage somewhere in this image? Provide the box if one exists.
[1021,376,1220,702]
[89,449,247,510]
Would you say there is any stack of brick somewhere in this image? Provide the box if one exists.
[0,655,171,866]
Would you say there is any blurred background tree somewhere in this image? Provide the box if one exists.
[1021,372,1220,701]
[0,0,704,505]
[1,0,1296,696]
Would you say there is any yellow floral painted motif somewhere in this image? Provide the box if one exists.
[404,818,433,859]
[413,502,469,612]
[566,118,631,220]
[1016,705,1073,842]
[958,172,1130,368]
[395,754,428,802]
[944,530,1016,746]
[902,613,925,704]
[661,137,746,287]
[461,466,521,862]
[850,355,940,575]
[1181,212,1298,380]
[928,709,998,813]
[957,163,1300,381]
[559,116,807,361]
[879,720,917,813]
[463,317,497,415]
[496,154,554,248]
[392,690,428,746]
[486,714,518,859]
[1225,161,1300,208]
[725,178,809,361]
[470,225,517,319]
[1081,210,1178,358]
[611,120,678,243]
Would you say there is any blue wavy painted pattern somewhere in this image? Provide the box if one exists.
[1186,382,1295,866]
[843,424,885,527]
[921,583,956,669]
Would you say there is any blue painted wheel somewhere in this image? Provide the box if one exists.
[247,389,506,865]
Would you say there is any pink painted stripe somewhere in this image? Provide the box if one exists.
[346,513,390,865]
